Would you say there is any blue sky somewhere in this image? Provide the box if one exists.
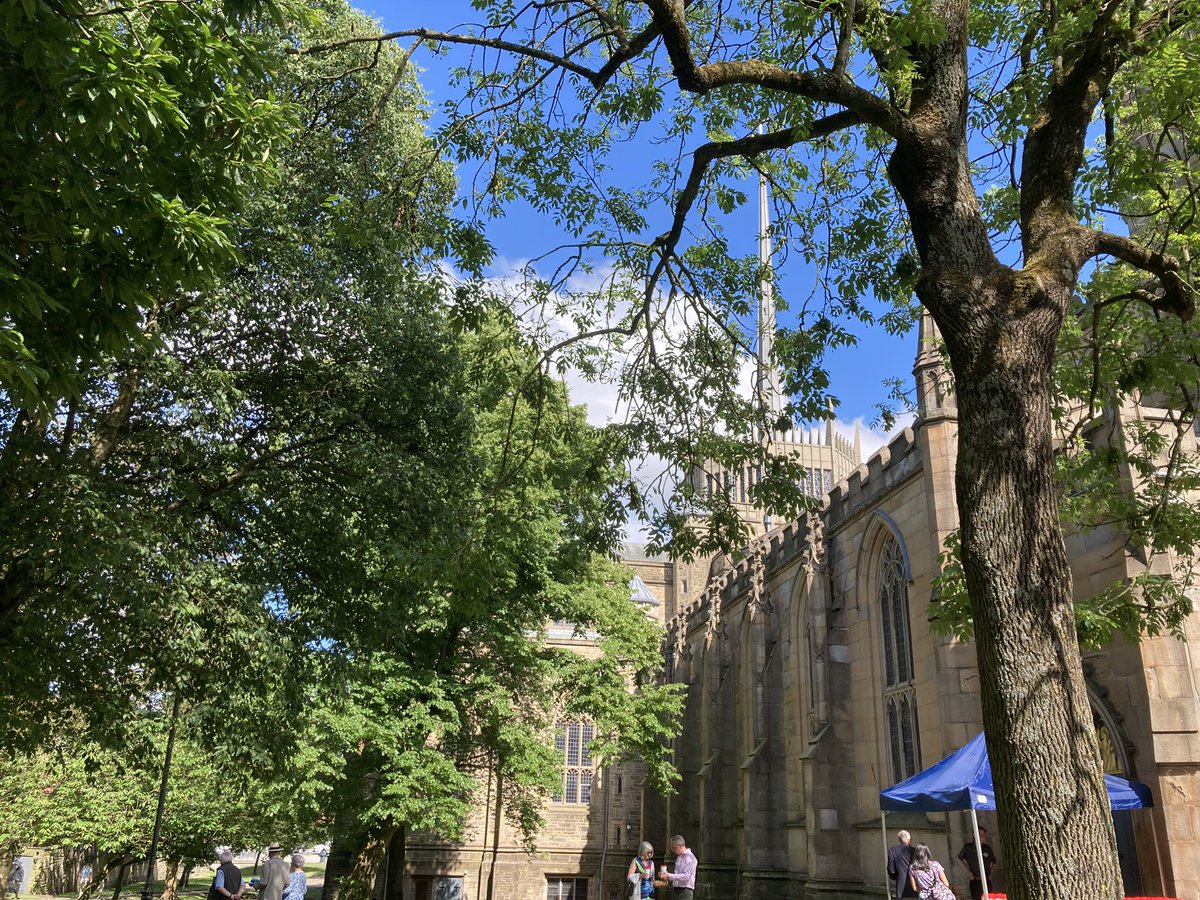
[360,0,916,459]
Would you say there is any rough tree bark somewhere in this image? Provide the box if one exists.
[161,862,180,900]
[885,0,1125,892]
[337,827,395,900]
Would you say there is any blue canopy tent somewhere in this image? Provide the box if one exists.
[879,733,1158,897]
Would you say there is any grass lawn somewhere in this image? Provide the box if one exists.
[46,863,327,900]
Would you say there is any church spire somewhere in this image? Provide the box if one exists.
[913,306,956,420]
[756,127,784,422]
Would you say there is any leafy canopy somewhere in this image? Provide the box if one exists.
[0,0,296,407]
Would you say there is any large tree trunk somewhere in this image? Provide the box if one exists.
[882,0,1127,891]
[161,862,180,900]
[80,856,122,900]
[320,846,350,900]
[382,830,404,900]
[109,860,129,900]
[336,828,395,900]
[940,275,1123,899]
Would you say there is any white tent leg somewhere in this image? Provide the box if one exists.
[969,808,990,899]
[943,812,952,882]
[1150,809,1165,895]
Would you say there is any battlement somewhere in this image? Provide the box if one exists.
[665,512,817,638]
[665,425,923,642]
[825,426,920,530]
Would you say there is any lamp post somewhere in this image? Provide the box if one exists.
[141,693,182,900]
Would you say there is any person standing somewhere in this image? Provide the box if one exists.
[626,842,656,899]
[8,860,24,899]
[209,852,244,900]
[281,855,306,900]
[660,835,696,900]
[887,830,915,900]
[260,846,289,900]
[79,864,93,896]
[908,844,953,900]
[957,827,997,900]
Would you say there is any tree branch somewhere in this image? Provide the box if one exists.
[593,17,663,84]
[1132,0,1190,46]
[656,114,865,256]
[164,428,351,513]
[1090,230,1196,320]
[1020,0,1188,252]
[297,2,908,141]
[833,0,857,79]
[643,0,911,139]
[291,28,604,86]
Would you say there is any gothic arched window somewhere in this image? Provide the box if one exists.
[879,533,920,783]
[552,720,595,804]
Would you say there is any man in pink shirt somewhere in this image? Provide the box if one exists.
[661,835,697,900]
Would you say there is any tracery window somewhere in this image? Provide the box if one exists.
[552,720,594,804]
[879,533,920,783]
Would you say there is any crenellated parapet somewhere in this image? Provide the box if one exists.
[664,511,819,642]
[663,425,929,659]
[825,425,922,532]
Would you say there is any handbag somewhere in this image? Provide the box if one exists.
[626,859,647,900]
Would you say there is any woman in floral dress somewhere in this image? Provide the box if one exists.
[281,856,306,900]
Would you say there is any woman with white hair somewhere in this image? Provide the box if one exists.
[626,842,657,899]
[281,855,306,900]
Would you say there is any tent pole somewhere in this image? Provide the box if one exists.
[969,808,989,899]
[943,812,952,884]
[1149,809,1165,894]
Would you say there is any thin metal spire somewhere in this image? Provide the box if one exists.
[756,124,784,421]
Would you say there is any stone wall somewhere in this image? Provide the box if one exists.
[644,403,1200,900]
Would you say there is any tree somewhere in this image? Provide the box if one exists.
[0,713,297,900]
[299,2,1199,897]
[283,316,680,900]
[0,0,306,751]
[0,0,471,757]
[2,1,679,885]
[0,0,292,408]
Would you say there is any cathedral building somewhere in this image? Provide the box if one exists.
[400,178,1200,900]
[634,310,1200,900]
[402,303,1200,899]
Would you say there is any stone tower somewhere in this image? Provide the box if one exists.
[913,306,956,422]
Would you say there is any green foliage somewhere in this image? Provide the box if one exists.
[0,712,281,877]
[3,0,678,869]
[0,0,294,408]
[935,274,1200,648]
[928,4,1200,651]
[0,0,463,758]
[279,317,679,858]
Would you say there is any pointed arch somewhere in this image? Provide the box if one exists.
[858,513,920,784]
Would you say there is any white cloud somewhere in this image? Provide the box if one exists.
[445,256,921,544]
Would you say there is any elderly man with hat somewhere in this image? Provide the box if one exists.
[259,846,289,900]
